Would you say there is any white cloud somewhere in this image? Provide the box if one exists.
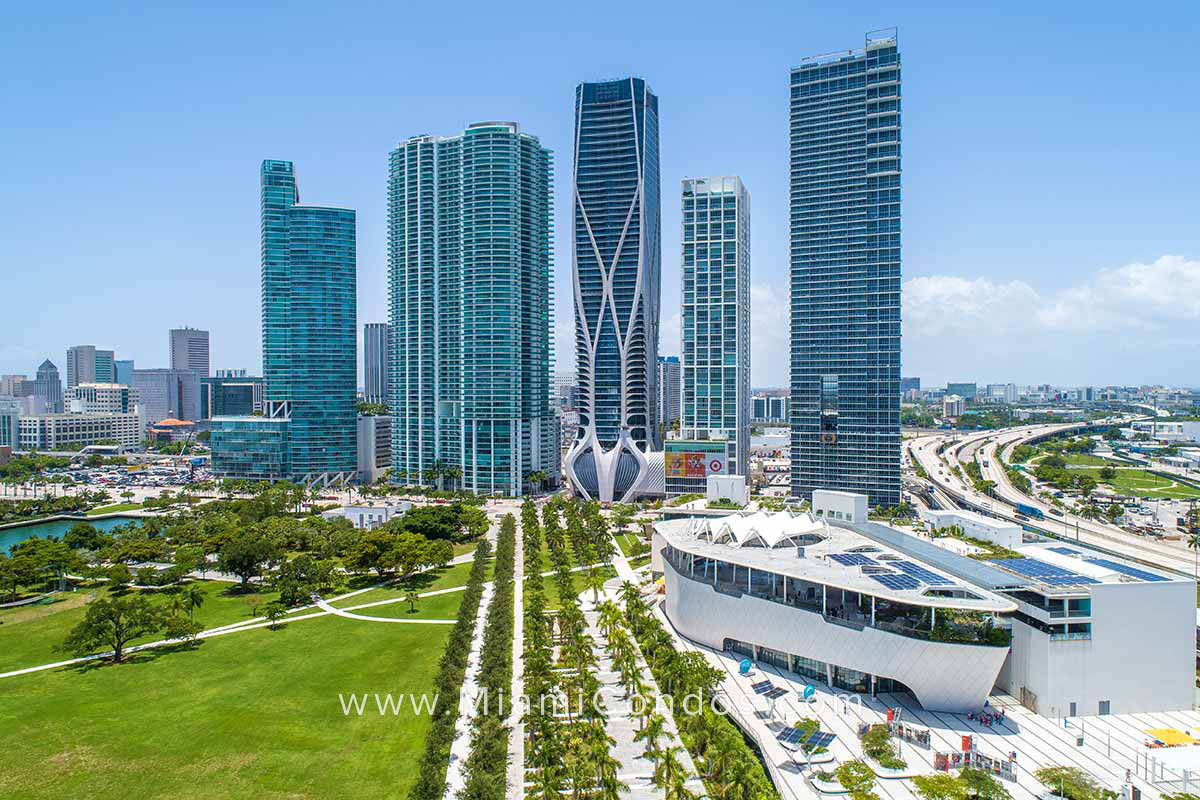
[551,255,1200,387]
[904,254,1200,384]
[905,255,1200,337]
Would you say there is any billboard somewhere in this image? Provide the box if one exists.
[665,447,727,478]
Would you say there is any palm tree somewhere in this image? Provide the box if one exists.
[666,774,700,800]
[635,711,667,757]
[652,744,688,791]
[182,583,205,621]
[586,564,606,604]
[405,588,420,613]
[1188,531,1200,578]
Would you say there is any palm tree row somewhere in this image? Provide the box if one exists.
[460,514,517,800]
[407,538,493,800]
[619,582,780,800]
[523,498,626,800]
[597,597,699,800]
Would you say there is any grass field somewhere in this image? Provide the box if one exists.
[329,558,491,610]
[613,531,641,558]
[85,502,143,515]
[0,613,449,800]
[1075,467,1200,499]
[0,579,282,674]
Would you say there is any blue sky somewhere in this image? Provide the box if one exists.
[3,1,1198,388]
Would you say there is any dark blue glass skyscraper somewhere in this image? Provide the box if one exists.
[789,30,901,507]
[212,160,357,485]
[564,78,662,503]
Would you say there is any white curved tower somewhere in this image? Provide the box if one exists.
[564,78,661,502]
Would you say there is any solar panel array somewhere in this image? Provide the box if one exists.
[830,553,877,566]
[893,560,955,586]
[1085,558,1168,582]
[990,558,1100,586]
[777,727,808,745]
[751,680,773,694]
[869,573,921,591]
[1048,547,1080,556]
[764,687,789,699]
[807,731,836,748]
[775,728,836,748]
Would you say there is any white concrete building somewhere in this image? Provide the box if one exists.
[706,474,748,505]
[18,411,143,450]
[812,489,868,523]
[653,511,1016,712]
[992,542,1194,717]
[653,506,1195,717]
[920,508,1023,551]
[943,394,964,420]
[1131,419,1200,444]
[323,501,411,530]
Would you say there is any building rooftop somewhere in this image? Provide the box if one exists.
[987,542,1184,591]
[656,513,1016,612]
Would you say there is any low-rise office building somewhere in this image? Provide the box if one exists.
[18,411,143,451]
[919,508,1022,551]
[653,503,1194,716]
[209,416,288,481]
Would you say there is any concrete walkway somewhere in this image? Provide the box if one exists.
[443,515,506,800]
[578,582,704,800]
[311,594,454,624]
[506,514,526,800]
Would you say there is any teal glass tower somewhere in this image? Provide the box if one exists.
[212,160,357,485]
[388,123,557,497]
[789,30,901,507]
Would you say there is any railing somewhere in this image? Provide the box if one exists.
[666,557,1010,647]
[1050,631,1091,642]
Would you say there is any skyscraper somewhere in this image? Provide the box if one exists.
[564,78,662,503]
[789,30,901,507]
[388,122,557,496]
[32,359,63,413]
[114,359,134,386]
[170,327,210,375]
[362,322,390,406]
[131,368,201,422]
[66,345,115,389]
[656,356,680,431]
[680,176,750,476]
[211,160,357,484]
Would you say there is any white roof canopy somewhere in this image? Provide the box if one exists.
[687,510,828,549]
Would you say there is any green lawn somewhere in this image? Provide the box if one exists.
[86,502,142,515]
[330,557,490,610]
[0,579,281,674]
[350,590,464,620]
[1074,467,1200,499]
[1059,453,1125,467]
[0,614,448,800]
[613,531,641,558]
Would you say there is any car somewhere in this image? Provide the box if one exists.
[1048,508,1062,516]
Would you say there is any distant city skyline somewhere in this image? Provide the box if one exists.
[3,5,1198,387]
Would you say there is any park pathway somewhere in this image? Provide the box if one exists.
[579,583,704,799]
[505,511,526,800]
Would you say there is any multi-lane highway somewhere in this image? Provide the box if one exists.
[906,419,1199,577]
